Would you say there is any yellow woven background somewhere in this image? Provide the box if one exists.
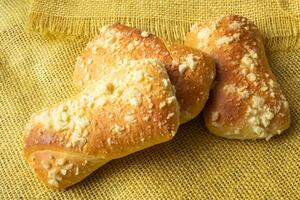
[0,0,299,198]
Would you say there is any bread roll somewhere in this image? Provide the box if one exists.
[73,23,215,123]
[185,15,290,140]
[23,59,180,189]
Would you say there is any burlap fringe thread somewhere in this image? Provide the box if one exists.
[26,12,300,51]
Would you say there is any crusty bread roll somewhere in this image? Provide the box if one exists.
[23,59,180,189]
[73,24,215,123]
[185,15,290,140]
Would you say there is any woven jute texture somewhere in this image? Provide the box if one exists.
[26,0,300,51]
[0,0,300,199]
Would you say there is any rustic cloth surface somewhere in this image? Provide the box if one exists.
[0,0,299,199]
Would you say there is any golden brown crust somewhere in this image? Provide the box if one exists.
[185,15,290,140]
[24,59,180,189]
[73,23,215,123]
[25,150,109,189]
[163,41,215,123]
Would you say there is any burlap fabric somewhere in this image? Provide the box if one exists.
[0,0,299,199]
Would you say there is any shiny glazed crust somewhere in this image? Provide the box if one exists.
[185,15,290,140]
[24,59,180,189]
[73,23,215,123]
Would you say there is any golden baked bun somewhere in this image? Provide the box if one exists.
[23,59,180,189]
[73,23,215,123]
[185,15,290,140]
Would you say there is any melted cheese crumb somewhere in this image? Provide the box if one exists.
[216,34,239,46]
[246,73,256,82]
[130,97,142,107]
[124,115,136,123]
[197,27,212,40]
[178,54,198,74]
[211,112,220,122]
[112,124,125,134]
[195,27,213,49]
[55,158,65,166]
[162,79,169,88]
[141,31,150,37]
[240,51,258,70]
[159,101,167,109]
[229,21,241,30]
[223,84,250,99]
[246,96,275,136]
[133,71,144,82]
[167,113,175,119]
[127,43,134,51]
[166,96,176,104]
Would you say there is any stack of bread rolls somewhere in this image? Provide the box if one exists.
[23,15,290,189]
